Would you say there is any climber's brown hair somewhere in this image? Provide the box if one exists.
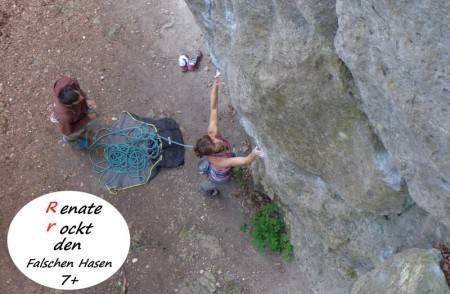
[194,135,225,157]
[194,135,215,157]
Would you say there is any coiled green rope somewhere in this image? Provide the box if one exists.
[89,125,161,177]
[103,144,148,174]
[88,124,193,189]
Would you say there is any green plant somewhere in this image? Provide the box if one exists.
[249,203,293,260]
[231,167,249,188]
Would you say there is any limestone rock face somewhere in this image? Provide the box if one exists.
[184,0,450,292]
[351,249,450,294]
[186,0,408,215]
[335,0,450,228]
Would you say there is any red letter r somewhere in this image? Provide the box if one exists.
[47,223,56,232]
[46,201,58,213]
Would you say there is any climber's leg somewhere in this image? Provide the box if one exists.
[199,178,221,196]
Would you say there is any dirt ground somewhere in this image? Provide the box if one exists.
[0,0,307,293]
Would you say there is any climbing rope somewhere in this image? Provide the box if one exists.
[103,144,149,174]
[159,136,193,149]
[89,125,162,175]
[88,123,192,192]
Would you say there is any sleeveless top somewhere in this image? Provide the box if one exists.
[207,134,233,183]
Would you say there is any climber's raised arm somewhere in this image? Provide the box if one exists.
[207,78,219,139]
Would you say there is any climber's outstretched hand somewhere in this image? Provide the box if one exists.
[214,70,221,87]
[253,146,265,158]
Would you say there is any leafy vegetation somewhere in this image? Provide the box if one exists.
[249,203,293,260]
[231,166,250,189]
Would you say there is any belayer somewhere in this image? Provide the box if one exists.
[194,72,264,196]
[50,77,96,147]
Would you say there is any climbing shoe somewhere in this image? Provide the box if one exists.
[188,50,202,71]
[73,136,88,150]
[209,189,220,197]
[178,54,189,72]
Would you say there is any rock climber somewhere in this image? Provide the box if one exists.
[50,77,96,146]
[194,72,264,196]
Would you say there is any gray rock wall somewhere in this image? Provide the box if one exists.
[184,0,450,292]
[351,249,449,294]
[335,0,450,228]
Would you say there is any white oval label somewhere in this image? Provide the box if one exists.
[7,191,130,290]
